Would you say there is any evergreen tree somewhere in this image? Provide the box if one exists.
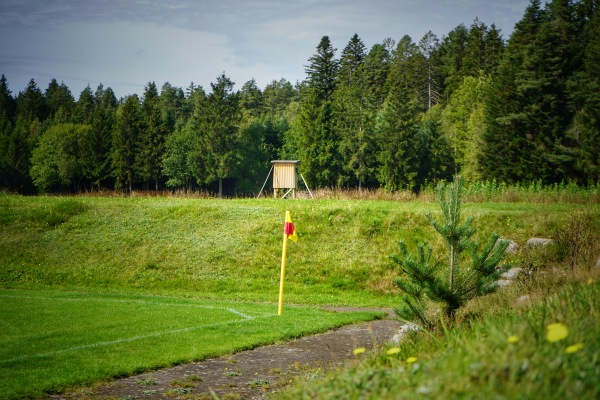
[262,78,297,115]
[112,95,141,192]
[159,82,185,134]
[82,86,117,190]
[482,0,545,182]
[297,36,342,187]
[376,36,424,192]
[191,73,241,197]
[334,34,376,189]
[16,79,46,125]
[363,43,391,109]
[418,31,442,110]
[391,176,509,327]
[136,82,166,190]
[45,79,75,123]
[568,0,600,183]
[305,36,339,102]
[240,78,263,119]
[438,24,469,97]
[76,85,95,124]
[0,75,17,190]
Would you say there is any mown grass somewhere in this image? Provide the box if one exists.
[0,289,381,399]
[1,195,595,306]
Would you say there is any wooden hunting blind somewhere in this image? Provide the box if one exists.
[257,160,313,198]
[272,160,299,190]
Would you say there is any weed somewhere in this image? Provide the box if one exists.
[247,378,270,388]
[135,378,156,386]
[165,387,193,396]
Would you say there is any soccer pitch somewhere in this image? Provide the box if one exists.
[0,289,381,399]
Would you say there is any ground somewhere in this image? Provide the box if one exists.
[45,309,402,400]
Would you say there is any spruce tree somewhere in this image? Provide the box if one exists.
[112,95,141,192]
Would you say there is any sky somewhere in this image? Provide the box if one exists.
[0,0,531,99]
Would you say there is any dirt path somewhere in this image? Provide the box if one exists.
[47,310,402,400]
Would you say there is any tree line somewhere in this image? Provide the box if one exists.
[1,0,598,195]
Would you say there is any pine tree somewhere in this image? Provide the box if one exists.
[391,176,509,327]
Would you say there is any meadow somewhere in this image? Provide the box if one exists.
[0,191,599,398]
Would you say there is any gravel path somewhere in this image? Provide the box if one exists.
[47,310,402,400]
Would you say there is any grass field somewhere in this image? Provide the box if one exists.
[0,288,381,399]
[1,193,599,399]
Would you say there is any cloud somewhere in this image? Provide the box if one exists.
[0,0,531,98]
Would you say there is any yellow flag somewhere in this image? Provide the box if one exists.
[284,211,298,242]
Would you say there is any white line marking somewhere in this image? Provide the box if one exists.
[0,314,275,364]
[0,294,258,319]
[0,293,277,364]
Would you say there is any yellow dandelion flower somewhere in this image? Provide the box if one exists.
[546,323,569,343]
[565,343,584,354]
[386,347,401,355]
[508,335,519,344]
[588,278,594,285]
[406,356,418,363]
[353,347,366,355]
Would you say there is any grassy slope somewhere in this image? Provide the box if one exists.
[0,195,593,306]
[1,194,599,399]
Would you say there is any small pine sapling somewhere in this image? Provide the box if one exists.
[391,176,509,328]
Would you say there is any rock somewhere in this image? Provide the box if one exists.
[501,267,522,280]
[595,258,600,268]
[527,238,554,247]
[504,239,520,255]
[391,323,419,343]
[516,295,530,304]
[495,279,512,288]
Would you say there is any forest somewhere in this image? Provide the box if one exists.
[0,0,599,195]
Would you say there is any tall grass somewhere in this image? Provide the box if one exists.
[274,207,600,399]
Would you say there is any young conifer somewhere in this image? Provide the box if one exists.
[391,175,509,328]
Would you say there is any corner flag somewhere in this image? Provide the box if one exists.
[279,210,297,315]
[284,211,298,242]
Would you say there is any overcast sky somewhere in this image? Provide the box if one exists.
[0,0,530,99]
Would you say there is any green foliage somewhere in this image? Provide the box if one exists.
[2,1,600,194]
[392,176,509,326]
[30,123,94,192]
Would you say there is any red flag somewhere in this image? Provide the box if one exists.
[284,211,298,242]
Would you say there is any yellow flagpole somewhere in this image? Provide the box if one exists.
[278,211,290,316]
